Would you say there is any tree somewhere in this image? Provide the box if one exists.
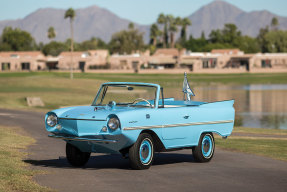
[166,15,181,48]
[222,24,241,46]
[149,23,161,46]
[157,13,169,48]
[179,17,191,44]
[264,30,287,53]
[0,27,36,51]
[0,42,12,51]
[42,41,68,56]
[184,35,208,52]
[271,17,279,31]
[257,26,269,53]
[47,27,56,41]
[209,24,241,46]
[237,36,260,53]
[200,31,206,40]
[77,37,107,51]
[64,8,76,79]
[200,43,233,52]
[209,29,223,43]
[109,26,145,54]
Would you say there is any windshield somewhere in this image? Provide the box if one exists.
[92,84,157,108]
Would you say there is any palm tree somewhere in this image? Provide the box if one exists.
[271,17,279,31]
[150,24,161,47]
[180,18,191,43]
[157,13,168,48]
[64,8,76,79]
[167,15,181,48]
[47,27,56,41]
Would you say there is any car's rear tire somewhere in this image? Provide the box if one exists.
[129,133,154,170]
[66,143,91,167]
[192,133,215,162]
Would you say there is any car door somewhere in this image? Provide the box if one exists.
[157,107,194,140]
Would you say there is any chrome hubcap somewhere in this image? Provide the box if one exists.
[141,144,149,159]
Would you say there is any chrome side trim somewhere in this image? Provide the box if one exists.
[48,134,117,143]
[123,120,234,131]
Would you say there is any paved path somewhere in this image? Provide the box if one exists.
[0,108,287,192]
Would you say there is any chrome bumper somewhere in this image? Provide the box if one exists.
[48,134,117,143]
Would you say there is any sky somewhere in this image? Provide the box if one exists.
[1,0,287,24]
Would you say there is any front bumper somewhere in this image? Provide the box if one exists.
[48,134,117,143]
[48,133,132,154]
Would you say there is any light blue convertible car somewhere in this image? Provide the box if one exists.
[45,74,235,169]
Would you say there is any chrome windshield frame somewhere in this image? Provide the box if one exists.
[91,82,161,109]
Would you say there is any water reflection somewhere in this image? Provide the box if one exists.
[164,84,287,129]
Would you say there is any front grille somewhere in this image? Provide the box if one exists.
[58,118,106,137]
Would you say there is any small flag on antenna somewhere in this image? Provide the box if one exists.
[183,72,195,101]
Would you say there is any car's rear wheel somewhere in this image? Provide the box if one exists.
[129,133,154,170]
[66,143,91,167]
[192,133,215,162]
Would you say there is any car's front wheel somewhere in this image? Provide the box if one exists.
[66,143,91,167]
[192,133,215,162]
[129,133,154,170]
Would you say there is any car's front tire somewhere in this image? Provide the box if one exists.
[192,133,215,162]
[66,143,91,167]
[129,133,154,170]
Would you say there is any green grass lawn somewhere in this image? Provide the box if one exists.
[0,126,52,192]
[216,137,287,161]
[216,127,287,161]
[1,71,287,85]
[0,73,104,110]
[233,127,287,135]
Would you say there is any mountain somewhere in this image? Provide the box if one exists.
[188,0,287,37]
[0,6,150,43]
[0,0,287,43]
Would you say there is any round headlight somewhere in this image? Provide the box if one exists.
[108,117,120,130]
[46,114,58,127]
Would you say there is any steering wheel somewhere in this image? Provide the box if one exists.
[131,98,153,108]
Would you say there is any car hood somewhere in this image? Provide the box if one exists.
[51,105,144,121]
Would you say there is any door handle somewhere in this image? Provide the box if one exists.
[183,116,189,119]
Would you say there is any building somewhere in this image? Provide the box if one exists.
[109,51,150,71]
[57,50,109,71]
[0,49,287,73]
[252,53,287,69]
[0,50,109,72]
[0,51,46,71]
[148,48,179,69]
[179,49,287,73]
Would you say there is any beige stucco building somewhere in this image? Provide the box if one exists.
[152,48,287,73]
[0,51,46,71]
[57,50,109,71]
[109,50,150,71]
[0,49,287,73]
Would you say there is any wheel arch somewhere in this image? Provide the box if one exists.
[194,131,215,146]
[140,129,166,152]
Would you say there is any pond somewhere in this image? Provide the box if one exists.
[164,84,287,130]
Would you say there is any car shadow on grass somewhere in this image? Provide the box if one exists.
[24,152,196,170]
